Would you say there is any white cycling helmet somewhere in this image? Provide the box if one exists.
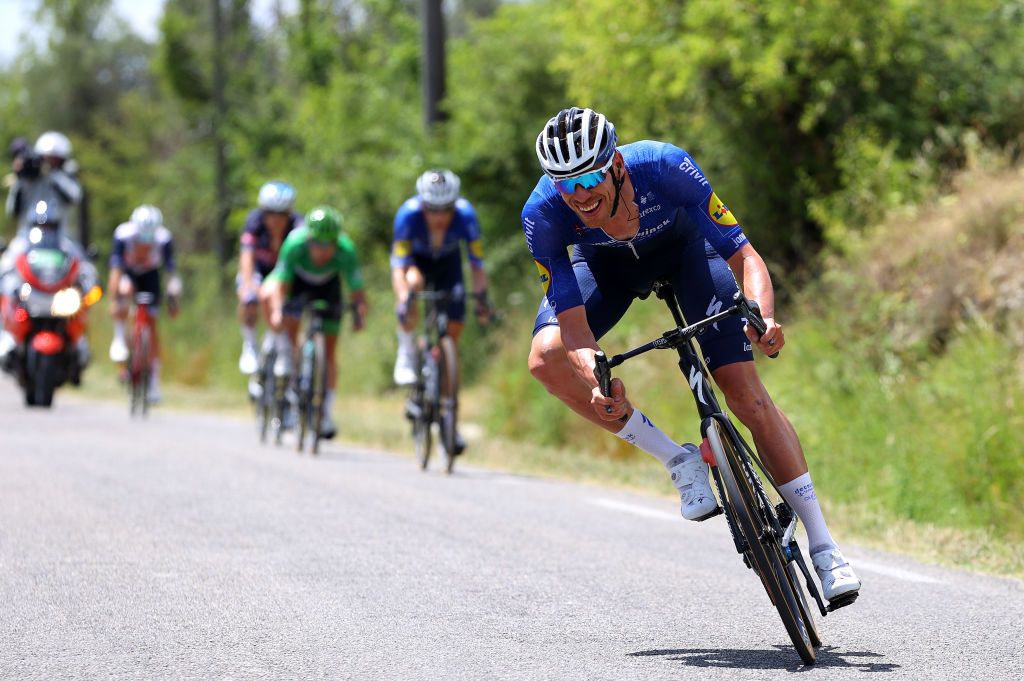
[257,181,296,212]
[34,131,72,159]
[131,204,164,244]
[535,107,617,179]
[416,169,460,209]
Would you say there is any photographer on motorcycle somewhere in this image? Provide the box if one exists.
[5,132,84,243]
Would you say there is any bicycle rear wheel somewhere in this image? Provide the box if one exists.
[707,420,816,665]
[437,335,459,474]
[310,331,327,455]
[130,326,150,418]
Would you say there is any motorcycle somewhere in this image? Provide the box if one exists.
[0,230,101,407]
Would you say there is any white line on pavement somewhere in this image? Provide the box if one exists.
[587,497,679,521]
[589,498,948,584]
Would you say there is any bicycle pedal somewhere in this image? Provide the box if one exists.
[826,591,859,612]
[693,506,724,522]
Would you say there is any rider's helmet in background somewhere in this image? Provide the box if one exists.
[33,131,72,161]
[535,107,617,179]
[306,205,342,243]
[130,204,164,244]
[416,169,460,210]
[257,181,296,213]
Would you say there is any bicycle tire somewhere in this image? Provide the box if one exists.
[257,348,275,444]
[787,559,823,647]
[437,335,459,474]
[296,339,311,454]
[414,346,433,471]
[130,326,150,418]
[707,420,816,665]
[310,331,326,455]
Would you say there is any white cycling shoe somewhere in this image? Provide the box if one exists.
[146,381,162,405]
[811,546,861,602]
[109,336,129,363]
[393,347,417,386]
[319,413,337,439]
[668,444,719,521]
[238,342,258,375]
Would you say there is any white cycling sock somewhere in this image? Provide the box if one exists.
[241,325,257,347]
[614,408,693,467]
[778,472,836,554]
[397,329,415,353]
[149,360,161,389]
[113,320,126,343]
[323,388,336,415]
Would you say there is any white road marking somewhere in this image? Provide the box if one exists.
[589,497,947,584]
[587,497,679,521]
[847,558,945,584]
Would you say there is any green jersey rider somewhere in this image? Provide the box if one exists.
[259,206,367,438]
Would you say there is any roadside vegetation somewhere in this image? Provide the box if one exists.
[3,0,1023,576]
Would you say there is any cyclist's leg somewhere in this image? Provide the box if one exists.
[236,271,262,373]
[681,244,859,593]
[393,260,427,385]
[317,278,344,420]
[110,273,134,361]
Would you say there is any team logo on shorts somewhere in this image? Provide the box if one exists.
[707,192,738,227]
[534,259,552,294]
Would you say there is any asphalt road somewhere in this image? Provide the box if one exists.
[1,379,1022,680]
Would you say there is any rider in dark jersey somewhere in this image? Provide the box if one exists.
[237,181,302,378]
[523,107,860,604]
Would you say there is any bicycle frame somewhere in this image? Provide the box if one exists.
[595,282,833,619]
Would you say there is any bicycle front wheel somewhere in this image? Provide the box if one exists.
[414,347,434,471]
[437,335,459,474]
[310,331,327,455]
[707,420,816,665]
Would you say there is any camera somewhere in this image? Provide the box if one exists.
[15,151,43,179]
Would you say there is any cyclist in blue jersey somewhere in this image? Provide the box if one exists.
[237,181,302,378]
[524,107,860,603]
[391,169,493,451]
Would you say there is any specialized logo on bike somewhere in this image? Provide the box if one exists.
[688,366,708,405]
[534,259,552,294]
[707,192,738,228]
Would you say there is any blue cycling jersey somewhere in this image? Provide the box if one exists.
[390,197,485,269]
[522,141,748,315]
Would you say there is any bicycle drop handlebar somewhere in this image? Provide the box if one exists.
[594,290,777,406]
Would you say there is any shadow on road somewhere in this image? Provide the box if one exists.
[629,646,900,673]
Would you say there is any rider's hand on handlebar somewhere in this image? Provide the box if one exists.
[744,316,785,356]
[592,377,630,421]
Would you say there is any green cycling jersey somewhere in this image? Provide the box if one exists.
[267,225,365,291]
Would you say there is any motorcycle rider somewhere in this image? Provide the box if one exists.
[0,201,96,374]
[5,132,84,242]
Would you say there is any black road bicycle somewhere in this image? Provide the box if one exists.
[254,333,288,446]
[294,300,331,455]
[405,288,461,474]
[594,281,857,665]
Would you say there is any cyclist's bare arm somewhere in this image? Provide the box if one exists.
[727,243,784,354]
[558,306,628,421]
[351,289,368,331]
[238,249,256,300]
[107,266,123,316]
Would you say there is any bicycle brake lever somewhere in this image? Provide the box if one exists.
[734,292,779,359]
[594,351,613,413]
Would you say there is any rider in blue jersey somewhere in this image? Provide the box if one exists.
[524,107,860,603]
[391,170,493,452]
